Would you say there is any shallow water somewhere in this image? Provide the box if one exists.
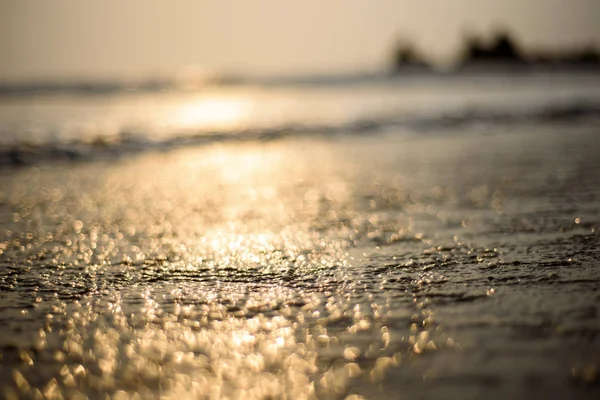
[2,72,600,165]
[1,115,599,399]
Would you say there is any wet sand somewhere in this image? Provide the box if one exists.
[1,124,599,399]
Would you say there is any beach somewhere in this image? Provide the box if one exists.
[1,73,600,399]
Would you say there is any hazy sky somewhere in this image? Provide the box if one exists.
[1,0,599,81]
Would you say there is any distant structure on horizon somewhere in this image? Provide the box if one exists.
[392,41,429,71]
[461,31,523,65]
[392,30,600,73]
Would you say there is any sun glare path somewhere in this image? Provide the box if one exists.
[172,96,253,131]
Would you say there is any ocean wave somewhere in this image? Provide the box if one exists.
[1,100,599,168]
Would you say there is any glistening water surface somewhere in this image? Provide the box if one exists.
[1,73,599,399]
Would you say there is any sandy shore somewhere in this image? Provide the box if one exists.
[1,124,599,399]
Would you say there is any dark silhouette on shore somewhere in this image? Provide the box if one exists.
[392,30,600,73]
[461,31,524,65]
[393,41,429,70]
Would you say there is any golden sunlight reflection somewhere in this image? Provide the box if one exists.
[1,141,447,400]
[172,96,253,131]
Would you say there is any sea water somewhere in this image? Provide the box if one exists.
[1,72,599,399]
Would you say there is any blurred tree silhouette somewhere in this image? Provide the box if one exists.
[392,40,428,72]
[461,31,524,64]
